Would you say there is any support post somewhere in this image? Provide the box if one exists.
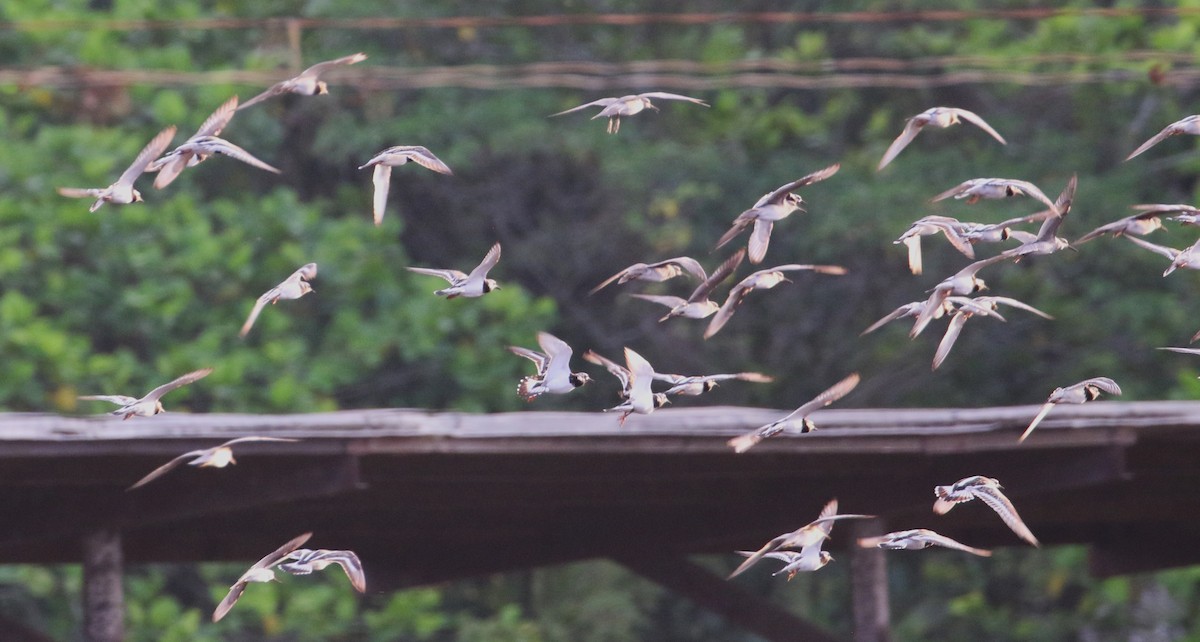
[82,529,123,642]
[849,519,890,642]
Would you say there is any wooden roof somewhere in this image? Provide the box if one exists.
[3,401,1197,590]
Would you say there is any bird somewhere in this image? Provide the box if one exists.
[150,135,280,189]
[213,532,313,622]
[877,107,1007,170]
[631,249,744,322]
[602,347,668,426]
[1158,345,1200,362]
[1001,174,1077,258]
[1123,235,1200,276]
[651,371,774,397]
[127,436,300,490]
[239,263,318,337]
[733,550,814,580]
[145,95,239,188]
[1130,204,1200,227]
[704,264,846,339]
[727,373,860,453]
[727,498,873,579]
[909,254,1010,338]
[79,368,213,419]
[714,164,840,264]
[931,177,1059,215]
[1075,208,1166,245]
[549,92,709,133]
[933,475,1039,546]
[1020,377,1121,442]
[407,243,501,299]
[1126,114,1200,160]
[589,257,708,295]
[893,215,976,275]
[238,53,368,110]
[858,529,992,557]
[58,126,176,212]
[508,332,591,401]
[358,146,454,226]
[861,299,953,336]
[277,548,367,593]
[930,301,1010,371]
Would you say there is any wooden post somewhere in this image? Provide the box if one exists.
[849,519,890,642]
[82,529,124,642]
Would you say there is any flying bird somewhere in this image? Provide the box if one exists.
[714,164,840,264]
[358,146,454,226]
[213,532,313,622]
[601,347,668,426]
[861,299,952,336]
[878,107,1006,171]
[408,243,501,299]
[728,373,860,453]
[933,475,1039,546]
[931,178,1059,215]
[858,529,992,557]
[651,371,773,397]
[1075,207,1167,245]
[1126,114,1200,160]
[508,332,591,401]
[150,136,280,188]
[631,249,744,322]
[1001,174,1077,259]
[58,126,176,212]
[894,215,975,275]
[240,263,318,337]
[728,498,873,579]
[278,548,367,593]
[238,53,368,110]
[930,300,1010,371]
[145,96,239,188]
[1124,235,1200,276]
[127,436,299,490]
[733,550,814,581]
[1020,377,1121,443]
[704,264,846,339]
[549,92,709,133]
[1131,204,1200,227]
[79,368,213,419]
[590,257,708,295]
[909,254,1010,338]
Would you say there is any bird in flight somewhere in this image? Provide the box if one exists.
[878,106,1006,171]
[238,53,368,110]
[240,263,318,337]
[728,373,860,453]
[859,529,992,557]
[714,164,840,264]
[79,368,213,420]
[127,436,299,490]
[408,243,501,299]
[728,498,873,579]
[359,146,453,226]
[590,256,708,295]
[1020,377,1121,442]
[550,92,709,133]
[933,475,1039,546]
[58,126,176,212]
[508,332,591,401]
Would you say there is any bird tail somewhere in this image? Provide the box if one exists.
[517,377,540,402]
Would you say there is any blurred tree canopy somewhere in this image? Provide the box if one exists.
[4,0,1200,639]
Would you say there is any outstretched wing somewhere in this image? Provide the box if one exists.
[777,373,861,424]
[371,164,392,226]
[919,530,993,557]
[973,485,1039,546]
[196,95,240,138]
[1079,377,1122,395]
[1126,120,1184,160]
[239,292,274,338]
[689,248,746,303]
[582,350,630,393]
[951,108,1007,144]
[127,450,204,490]
[931,311,969,371]
[407,267,468,283]
[78,394,139,406]
[877,117,926,171]
[753,164,841,208]
[1019,401,1056,443]
[142,368,214,403]
[117,126,178,187]
[299,52,368,79]
[467,243,502,281]
[549,97,619,117]
[636,92,710,106]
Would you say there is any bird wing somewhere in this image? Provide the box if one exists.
[728,532,792,579]
[636,92,709,106]
[117,126,177,187]
[1079,377,1122,395]
[78,394,139,406]
[195,95,240,137]
[152,153,190,189]
[629,294,688,309]
[936,226,977,259]
[508,346,548,375]
[1126,122,1182,160]
[973,485,1039,546]
[1031,174,1077,240]
[127,450,205,490]
[1005,179,1060,215]
[1075,218,1130,244]
[1133,203,1199,215]
[1124,234,1180,260]
[212,581,249,623]
[776,373,861,424]
[657,256,708,281]
[582,350,630,392]
[239,293,273,338]
[754,163,841,207]
[902,235,923,276]
[549,98,619,117]
[142,368,214,403]
[1019,401,1056,443]
[538,332,575,382]
[589,265,637,294]
[404,146,454,175]
[184,137,281,174]
[747,219,774,265]
[703,280,753,340]
[690,248,745,302]
[213,531,313,622]
[300,52,368,79]
[770,263,848,275]
[714,216,752,250]
[406,267,468,283]
[931,311,969,371]
[980,296,1053,319]
[950,108,1007,144]
[930,180,974,202]
[466,243,502,282]
[237,82,287,111]
[877,117,926,170]
[919,530,993,557]
[861,303,918,336]
[1159,346,1200,356]
[56,187,102,199]
[371,164,392,226]
[623,347,655,400]
[309,550,367,592]
[220,436,301,447]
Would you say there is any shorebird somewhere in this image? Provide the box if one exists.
[145,96,239,188]
[727,373,860,453]
[878,107,1007,170]
[127,436,299,490]
[590,257,707,295]
[1134,204,1200,226]
[931,177,1059,215]
[240,263,317,337]
[508,332,591,401]
[601,348,668,426]
[1075,206,1167,245]
[728,498,873,579]
[714,164,840,264]
[1001,174,1077,259]
[733,550,814,580]
[1020,377,1121,443]
[934,475,1039,546]
[861,299,953,336]
[358,146,453,226]
[238,53,368,110]
[1123,235,1200,276]
[894,215,975,275]
[408,243,501,299]
[79,368,213,419]
[631,249,744,322]
[549,92,709,133]
[859,529,992,557]
[1126,114,1200,160]
[278,548,367,593]
[704,264,846,339]
[150,136,280,188]
[651,371,773,397]
[213,532,313,622]
[58,126,176,212]
[909,254,1009,338]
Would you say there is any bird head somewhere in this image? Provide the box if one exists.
[154,401,166,415]
[818,551,834,567]
[299,282,315,295]
[132,189,144,203]
[653,393,671,408]
[643,98,660,112]
[703,381,719,393]
[485,279,501,292]
[973,279,988,293]
[800,417,817,433]
[316,81,330,95]
[786,193,806,210]
[570,372,591,388]
[999,227,1011,240]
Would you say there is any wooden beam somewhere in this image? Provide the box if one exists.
[849,519,891,642]
[616,554,844,642]
[82,529,123,642]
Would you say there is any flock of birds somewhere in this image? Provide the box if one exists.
[49,50,1200,615]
